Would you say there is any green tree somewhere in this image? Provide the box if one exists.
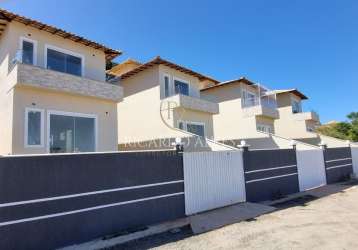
[316,112,358,142]
[347,112,358,141]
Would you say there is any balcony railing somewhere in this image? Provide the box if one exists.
[163,94,219,114]
[9,51,123,102]
[242,96,277,109]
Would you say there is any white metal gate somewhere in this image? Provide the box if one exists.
[351,146,358,176]
[296,149,327,191]
[183,150,246,215]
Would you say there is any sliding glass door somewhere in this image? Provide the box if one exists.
[49,113,96,153]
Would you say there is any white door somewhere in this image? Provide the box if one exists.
[183,151,246,215]
[296,149,327,191]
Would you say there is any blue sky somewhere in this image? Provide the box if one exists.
[1,0,357,123]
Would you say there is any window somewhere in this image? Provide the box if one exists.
[48,111,96,153]
[292,99,302,113]
[25,108,44,147]
[164,75,170,97]
[257,124,274,134]
[178,121,185,130]
[20,37,37,65]
[187,123,205,137]
[243,90,257,107]
[46,46,83,76]
[177,121,205,137]
[174,79,189,96]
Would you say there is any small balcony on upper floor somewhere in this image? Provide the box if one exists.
[163,94,219,114]
[8,50,123,102]
[293,110,320,122]
[242,95,279,119]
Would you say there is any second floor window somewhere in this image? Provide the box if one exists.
[47,48,82,76]
[164,75,170,97]
[243,90,257,107]
[292,99,302,113]
[22,40,34,65]
[174,79,189,96]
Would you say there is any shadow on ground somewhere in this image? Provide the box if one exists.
[102,180,358,250]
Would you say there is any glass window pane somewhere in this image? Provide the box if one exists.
[74,117,95,152]
[49,115,74,153]
[47,49,66,73]
[66,54,82,76]
[22,41,34,65]
[164,76,170,97]
[187,123,205,137]
[174,80,189,96]
[27,111,41,145]
[49,114,95,153]
[178,121,184,130]
[47,49,82,76]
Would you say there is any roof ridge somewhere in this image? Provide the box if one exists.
[0,8,121,60]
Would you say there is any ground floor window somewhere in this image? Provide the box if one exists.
[48,111,96,153]
[257,123,275,134]
[177,121,205,137]
[25,108,44,147]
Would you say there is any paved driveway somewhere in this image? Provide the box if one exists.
[118,183,358,250]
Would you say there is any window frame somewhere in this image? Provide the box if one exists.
[46,110,97,153]
[257,123,274,134]
[173,77,190,96]
[242,89,257,107]
[163,73,171,98]
[177,120,205,137]
[291,97,302,114]
[19,36,38,65]
[24,107,44,148]
[44,44,85,77]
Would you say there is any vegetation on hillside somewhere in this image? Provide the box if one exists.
[316,112,358,142]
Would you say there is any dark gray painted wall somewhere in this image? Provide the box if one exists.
[324,147,353,184]
[0,151,185,250]
[243,149,299,202]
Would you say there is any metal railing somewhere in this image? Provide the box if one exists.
[242,96,277,109]
[10,49,117,85]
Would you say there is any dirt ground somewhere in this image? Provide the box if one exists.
[113,183,358,250]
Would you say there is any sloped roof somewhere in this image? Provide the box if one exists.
[107,59,142,76]
[0,8,121,60]
[200,77,255,91]
[120,56,219,83]
[267,89,308,100]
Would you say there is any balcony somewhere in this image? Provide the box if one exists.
[293,111,320,122]
[242,97,279,119]
[163,94,219,114]
[8,60,123,102]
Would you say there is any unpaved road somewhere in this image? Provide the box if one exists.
[117,184,358,250]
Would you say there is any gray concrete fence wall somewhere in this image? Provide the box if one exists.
[0,151,184,250]
[242,148,300,202]
[323,147,353,184]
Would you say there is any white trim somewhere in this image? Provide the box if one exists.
[24,107,44,148]
[325,157,352,163]
[44,44,85,77]
[256,123,275,134]
[246,172,298,184]
[177,120,206,137]
[19,36,38,65]
[291,96,302,114]
[173,76,190,96]
[0,192,184,227]
[326,163,352,170]
[163,73,171,98]
[245,165,297,174]
[0,180,184,208]
[46,110,97,153]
